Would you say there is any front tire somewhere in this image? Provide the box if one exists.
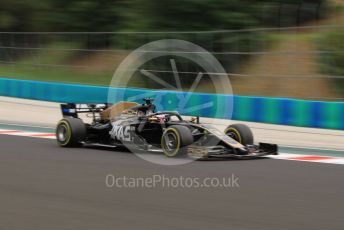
[56,118,86,147]
[224,124,253,146]
[161,125,193,157]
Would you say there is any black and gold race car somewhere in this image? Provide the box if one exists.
[56,98,278,159]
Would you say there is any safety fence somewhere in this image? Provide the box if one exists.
[0,24,344,101]
[1,77,343,130]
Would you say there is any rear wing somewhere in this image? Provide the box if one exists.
[60,103,108,118]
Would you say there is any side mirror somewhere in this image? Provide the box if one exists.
[190,116,200,124]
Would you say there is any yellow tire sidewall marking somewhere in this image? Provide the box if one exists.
[57,120,72,146]
[224,127,242,144]
[161,128,181,157]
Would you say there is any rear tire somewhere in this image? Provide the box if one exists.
[56,117,86,147]
[224,124,253,146]
[161,125,193,157]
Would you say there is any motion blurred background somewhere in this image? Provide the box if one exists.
[0,0,343,100]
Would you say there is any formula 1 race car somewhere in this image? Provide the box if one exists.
[56,98,278,159]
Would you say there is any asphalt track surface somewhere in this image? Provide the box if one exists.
[0,135,343,230]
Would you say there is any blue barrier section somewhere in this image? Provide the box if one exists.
[0,78,109,103]
[1,77,344,129]
[107,87,233,119]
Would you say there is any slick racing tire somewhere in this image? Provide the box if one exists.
[56,117,86,147]
[161,125,194,157]
[224,124,253,146]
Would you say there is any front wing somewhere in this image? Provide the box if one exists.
[187,142,278,159]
